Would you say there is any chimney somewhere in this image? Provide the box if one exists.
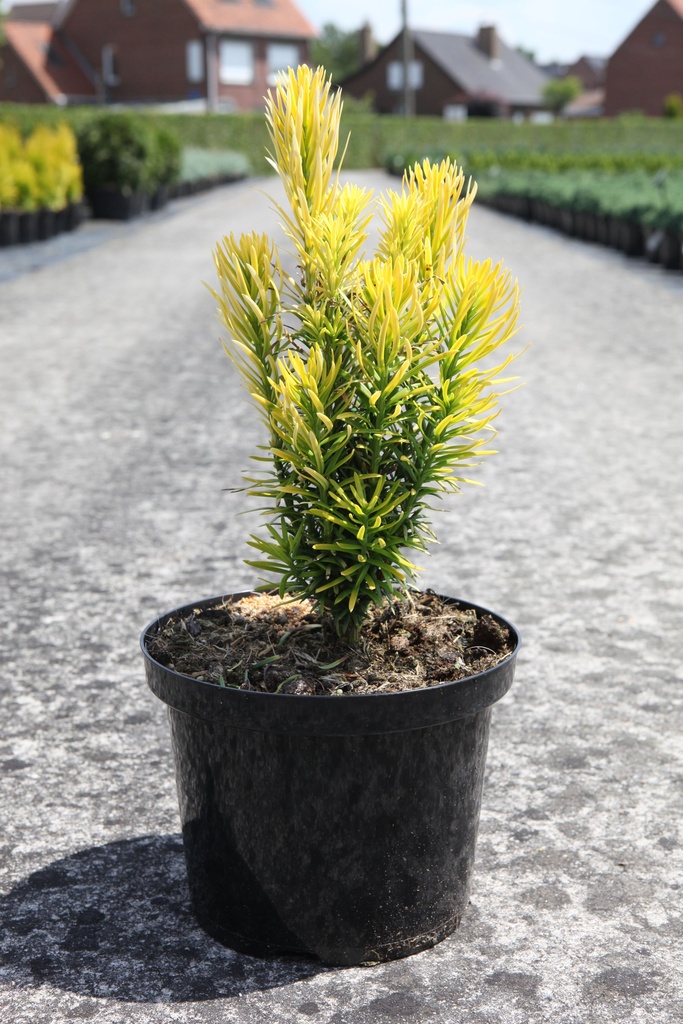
[358,22,377,65]
[477,25,500,61]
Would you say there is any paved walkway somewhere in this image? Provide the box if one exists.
[1,172,682,1024]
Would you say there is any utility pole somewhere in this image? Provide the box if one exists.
[401,0,415,116]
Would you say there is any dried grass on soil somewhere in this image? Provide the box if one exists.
[147,591,513,696]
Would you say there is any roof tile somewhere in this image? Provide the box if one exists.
[182,0,316,38]
[414,29,548,106]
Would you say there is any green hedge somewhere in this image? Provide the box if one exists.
[2,104,683,175]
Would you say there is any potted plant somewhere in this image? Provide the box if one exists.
[141,66,523,966]
[0,125,21,248]
[77,112,156,220]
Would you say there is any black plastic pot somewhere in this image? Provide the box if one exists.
[18,211,38,244]
[645,228,664,263]
[141,592,519,966]
[560,209,575,236]
[659,231,682,271]
[620,221,644,258]
[0,210,20,248]
[64,201,87,232]
[88,188,146,221]
[150,185,169,211]
[595,214,610,246]
[582,211,598,243]
[37,208,56,241]
[608,217,623,249]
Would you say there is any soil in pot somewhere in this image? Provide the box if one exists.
[147,590,514,696]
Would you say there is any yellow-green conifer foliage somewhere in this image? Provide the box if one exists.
[0,121,82,212]
[213,66,521,639]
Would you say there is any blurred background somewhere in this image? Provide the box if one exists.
[0,0,682,259]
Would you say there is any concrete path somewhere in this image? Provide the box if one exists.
[1,171,682,1024]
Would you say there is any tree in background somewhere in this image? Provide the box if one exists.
[542,75,582,114]
[663,93,683,119]
[516,46,536,64]
[311,24,363,83]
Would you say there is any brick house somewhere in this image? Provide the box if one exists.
[565,56,606,91]
[0,0,316,109]
[604,0,683,116]
[341,25,548,119]
[541,56,606,91]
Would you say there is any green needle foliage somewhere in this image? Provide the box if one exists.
[212,66,521,641]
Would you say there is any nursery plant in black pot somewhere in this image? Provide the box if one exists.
[141,66,523,966]
[78,112,156,220]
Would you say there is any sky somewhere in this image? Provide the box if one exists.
[298,0,651,63]
[4,0,655,64]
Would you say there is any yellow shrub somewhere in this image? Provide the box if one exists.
[0,120,83,212]
[12,159,39,212]
[0,156,18,209]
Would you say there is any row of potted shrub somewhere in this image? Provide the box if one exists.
[172,147,250,198]
[1,114,252,245]
[386,146,683,179]
[75,114,249,219]
[476,170,683,271]
[0,122,86,248]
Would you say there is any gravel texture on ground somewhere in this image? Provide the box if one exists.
[0,171,681,1023]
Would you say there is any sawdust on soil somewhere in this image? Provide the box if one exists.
[146,591,514,696]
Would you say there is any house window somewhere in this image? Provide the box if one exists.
[102,44,120,86]
[120,0,136,15]
[219,40,254,85]
[386,61,423,91]
[267,43,299,85]
[186,40,205,83]
[651,32,666,48]
[443,104,467,123]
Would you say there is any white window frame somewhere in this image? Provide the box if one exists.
[219,39,254,86]
[102,44,120,87]
[266,42,299,85]
[443,104,467,123]
[387,60,423,91]
[186,39,205,83]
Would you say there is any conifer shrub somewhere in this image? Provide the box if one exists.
[0,121,82,212]
[212,67,521,641]
[77,112,157,196]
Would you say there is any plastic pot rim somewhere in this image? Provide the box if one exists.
[141,590,520,736]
